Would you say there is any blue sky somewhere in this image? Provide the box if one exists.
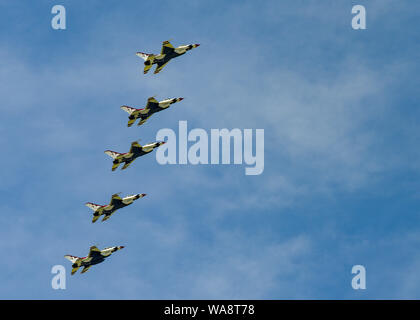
[0,0,419,299]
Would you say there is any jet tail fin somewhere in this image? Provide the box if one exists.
[104,150,122,160]
[121,105,137,115]
[85,202,101,211]
[64,255,79,264]
[92,212,101,223]
[136,52,153,61]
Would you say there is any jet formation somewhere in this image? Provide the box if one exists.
[65,40,199,275]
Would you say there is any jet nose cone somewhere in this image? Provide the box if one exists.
[161,141,166,145]
[195,44,200,47]
[120,246,125,249]
[142,193,147,197]
[179,97,184,101]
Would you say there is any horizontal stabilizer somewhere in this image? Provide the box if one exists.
[71,267,80,275]
[92,212,101,223]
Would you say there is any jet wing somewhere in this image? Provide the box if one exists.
[121,160,134,170]
[110,193,123,205]
[129,141,143,154]
[88,246,103,258]
[81,266,91,274]
[111,193,122,201]
[139,97,159,118]
[154,61,169,74]
[145,96,159,108]
[161,40,175,55]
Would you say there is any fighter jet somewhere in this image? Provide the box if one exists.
[136,40,200,74]
[64,245,124,275]
[121,96,184,127]
[86,193,146,223]
[104,140,165,171]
